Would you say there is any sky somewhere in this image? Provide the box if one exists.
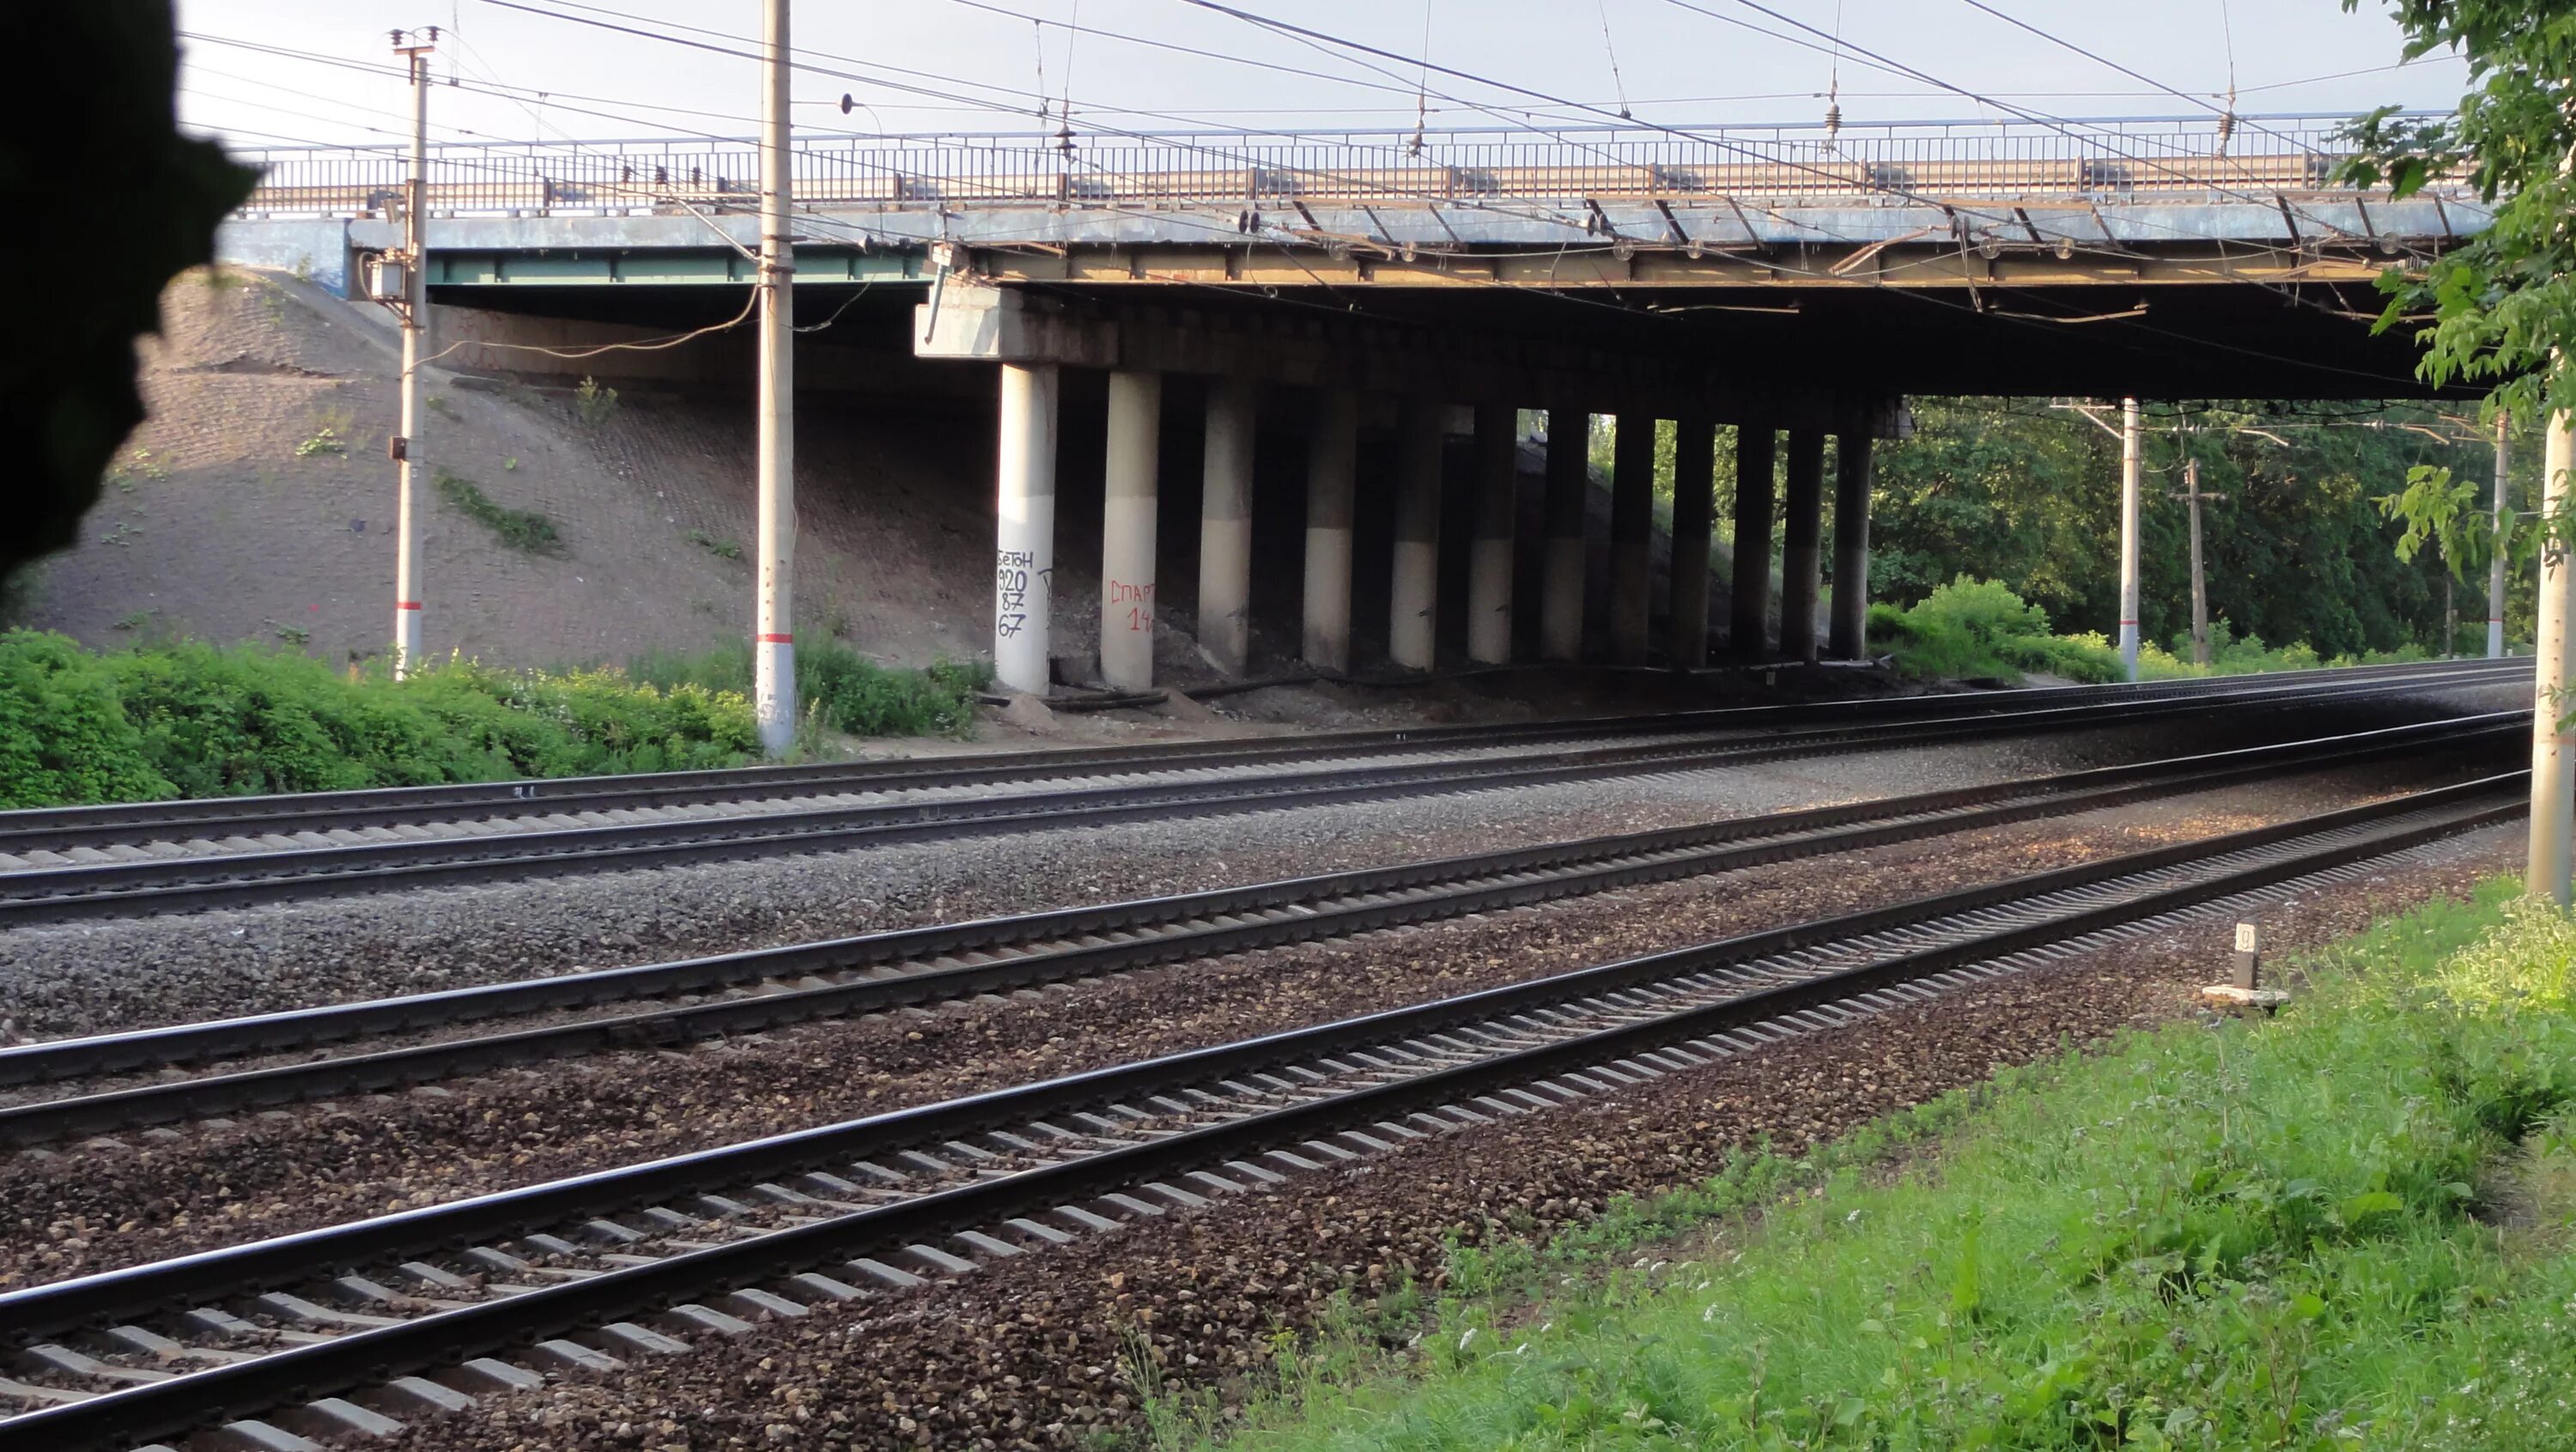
[174,0,2472,157]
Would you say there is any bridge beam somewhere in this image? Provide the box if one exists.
[1610,411,1657,665]
[1829,428,1875,661]
[994,362,1060,695]
[1780,429,1827,666]
[1198,377,1257,677]
[1388,399,1444,671]
[1731,424,1778,660]
[1670,414,1716,670]
[1468,404,1518,665]
[1101,369,1161,691]
[1540,408,1589,663]
[916,283,1900,434]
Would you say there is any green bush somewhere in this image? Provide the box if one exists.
[0,632,176,806]
[630,640,993,740]
[1867,576,2120,684]
[0,630,762,808]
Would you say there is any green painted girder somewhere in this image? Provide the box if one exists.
[427,249,926,286]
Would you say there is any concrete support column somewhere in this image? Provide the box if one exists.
[1388,399,1443,671]
[1540,408,1589,662]
[1828,429,1875,660]
[1197,377,1255,677]
[1779,428,1826,665]
[2117,397,2143,681]
[1468,403,1518,664]
[994,361,1060,695]
[1669,415,1715,669]
[1609,411,1656,665]
[1730,425,1778,659]
[2530,405,2575,904]
[1099,368,1161,691]
[1303,389,1360,672]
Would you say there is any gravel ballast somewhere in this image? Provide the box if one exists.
[0,696,2514,1045]
[0,757,2500,1292]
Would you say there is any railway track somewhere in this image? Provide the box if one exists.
[0,657,2508,854]
[0,772,2525,1451]
[0,711,2524,1146]
[0,659,2524,924]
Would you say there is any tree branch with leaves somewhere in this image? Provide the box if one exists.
[2341,0,2576,571]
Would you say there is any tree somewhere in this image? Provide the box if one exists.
[3,3,255,587]
[2341,0,2576,561]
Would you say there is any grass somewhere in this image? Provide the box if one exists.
[687,528,743,560]
[1167,878,2576,1451]
[435,467,564,556]
[629,639,994,740]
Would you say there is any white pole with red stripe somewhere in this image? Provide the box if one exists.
[2117,396,2142,682]
[392,37,432,677]
[752,0,798,754]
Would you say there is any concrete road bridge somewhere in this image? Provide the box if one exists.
[218,113,2491,693]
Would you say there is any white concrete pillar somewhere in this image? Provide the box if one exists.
[1303,390,1360,672]
[1100,369,1161,691]
[2117,397,2142,682]
[1779,428,1826,665]
[1198,377,1255,677]
[1828,430,1875,660]
[994,361,1060,695]
[1388,399,1443,671]
[2492,411,2512,660]
[1468,403,1518,665]
[1540,408,1589,662]
[2530,406,2574,904]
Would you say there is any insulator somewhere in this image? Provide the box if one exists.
[2216,111,2237,151]
[1824,101,1843,145]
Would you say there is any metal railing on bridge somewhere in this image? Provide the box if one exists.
[231,112,2409,220]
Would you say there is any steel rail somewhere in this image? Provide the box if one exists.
[0,712,2524,1146]
[0,665,2519,926]
[0,777,2523,1450]
[0,658,2515,853]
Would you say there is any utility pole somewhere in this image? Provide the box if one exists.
[752,0,798,755]
[2531,403,2574,905]
[2117,397,2142,681]
[387,27,434,678]
[2168,457,2227,667]
[2491,410,2512,659]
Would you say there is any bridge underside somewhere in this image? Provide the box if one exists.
[221,178,2490,698]
[430,266,2451,404]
